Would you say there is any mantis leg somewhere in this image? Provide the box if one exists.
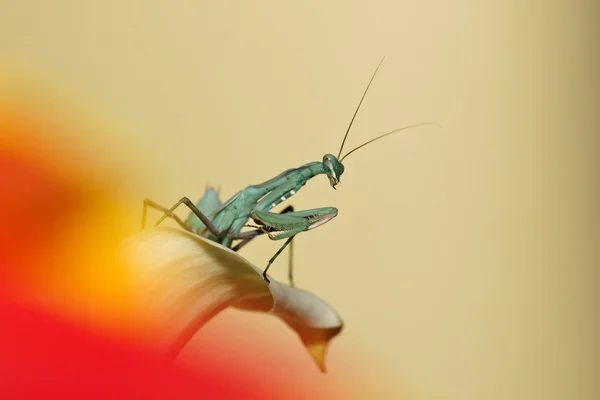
[279,205,296,287]
[142,198,192,232]
[250,207,338,239]
[231,229,265,251]
[263,232,301,284]
[186,186,222,232]
[154,197,224,236]
[231,205,296,250]
[288,236,295,287]
[251,206,336,285]
[231,205,297,287]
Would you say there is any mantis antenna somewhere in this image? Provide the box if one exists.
[339,122,441,162]
[337,57,386,159]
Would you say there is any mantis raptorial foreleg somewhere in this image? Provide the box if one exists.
[231,205,295,251]
[250,207,338,239]
[232,205,298,286]
[250,206,336,285]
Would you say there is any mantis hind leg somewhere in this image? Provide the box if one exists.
[143,187,221,233]
[187,187,222,232]
[154,197,224,236]
[142,198,192,232]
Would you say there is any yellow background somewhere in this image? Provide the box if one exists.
[1,1,597,399]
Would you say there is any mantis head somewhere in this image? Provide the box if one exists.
[322,154,345,189]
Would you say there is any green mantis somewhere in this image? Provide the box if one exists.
[142,59,438,286]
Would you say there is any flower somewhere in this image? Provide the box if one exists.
[120,227,343,373]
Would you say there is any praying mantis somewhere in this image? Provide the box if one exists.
[141,59,438,286]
